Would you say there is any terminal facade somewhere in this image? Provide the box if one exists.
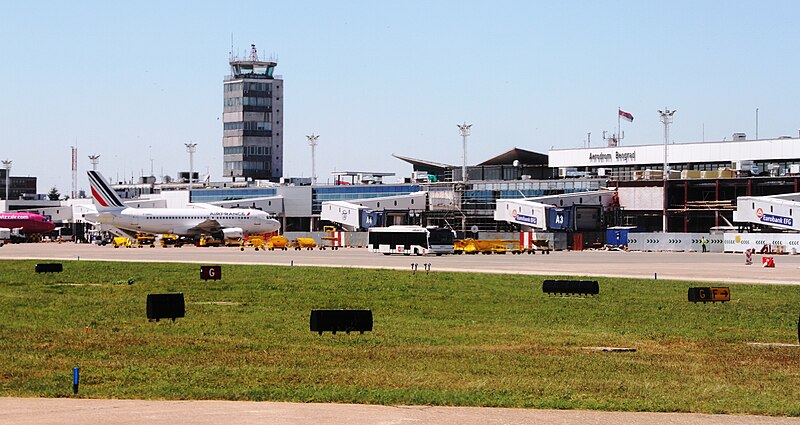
[11,134,800,244]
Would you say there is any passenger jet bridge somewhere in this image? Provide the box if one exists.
[734,193,800,231]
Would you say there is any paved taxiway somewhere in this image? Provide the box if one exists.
[3,398,799,425]
[1,242,799,285]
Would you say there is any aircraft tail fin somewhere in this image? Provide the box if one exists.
[87,171,125,211]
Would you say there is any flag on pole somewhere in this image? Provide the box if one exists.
[619,108,634,122]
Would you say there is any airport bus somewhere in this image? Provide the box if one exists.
[368,225,455,256]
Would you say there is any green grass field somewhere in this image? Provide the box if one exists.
[0,259,798,415]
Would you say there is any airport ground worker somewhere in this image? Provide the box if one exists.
[700,237,708,253]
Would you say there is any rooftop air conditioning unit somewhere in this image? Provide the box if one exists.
[732,132,746,141]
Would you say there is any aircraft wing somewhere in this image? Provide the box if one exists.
[185,202,224,210]
[184,219,224,235]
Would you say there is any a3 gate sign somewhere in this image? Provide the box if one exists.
[688,287,730,303]
[200,265,222,281]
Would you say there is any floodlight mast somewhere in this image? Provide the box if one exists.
[658,108,676,232]
[184,142,197,189]
[88,155,100,171]
[2,160,11,202]
[457,122,472,182]
[306,134,320,185]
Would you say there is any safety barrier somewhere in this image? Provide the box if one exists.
[722,232,800,254]
[627,232,800,254]
[627,233,722,252]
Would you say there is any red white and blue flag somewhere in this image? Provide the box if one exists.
[619,108,634,122]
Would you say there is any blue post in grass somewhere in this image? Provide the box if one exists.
[73,367,79,394]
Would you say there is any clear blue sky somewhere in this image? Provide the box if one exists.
[2,1,799,194]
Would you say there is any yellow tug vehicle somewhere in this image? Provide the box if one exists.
[135,233,156,248]
[291,237,317,250]
[160,234,180,247]
[266,235,290,251]
[245,235,267,251]
[197,234,222,247]
[112,237,132,248]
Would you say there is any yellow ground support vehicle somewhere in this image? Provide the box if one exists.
[454,238,514,254]
[246,235,267,251]
[529,239,551,254]
[198,234,222,247]
[454,238,551,255]
[225,237,245,249]
[112,237,132,248]
[266,235,290,251]
[160,234,180,247]
[135,233,156,248]
[319,226,344,250]
[291,237,317,250]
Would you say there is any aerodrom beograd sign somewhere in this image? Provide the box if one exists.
[549,138,800,168]
[588,150,636,164]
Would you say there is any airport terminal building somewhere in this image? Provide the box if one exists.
[14,133,800,245]
[548,135,800,232]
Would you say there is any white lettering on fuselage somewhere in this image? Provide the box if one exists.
[1,215,35,220]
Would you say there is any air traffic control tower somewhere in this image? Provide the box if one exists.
[223,44,284,181]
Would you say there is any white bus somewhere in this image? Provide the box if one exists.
[368,225,455,256]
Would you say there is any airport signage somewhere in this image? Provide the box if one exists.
[146,293,185,322]
[542,279,599,297]
[200,265,222,281]
[310,309,373,335]
[588,150,636,163]
[35,263,63,273]
[688,287,730,303]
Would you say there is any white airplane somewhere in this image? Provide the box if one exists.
[86,170,280,239]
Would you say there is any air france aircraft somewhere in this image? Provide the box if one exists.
[87,170,280,239]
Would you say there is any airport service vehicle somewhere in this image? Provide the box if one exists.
[86,171,280,242]
[368,225,455,256]
[112,237,132,248]
[0,212,56,236]
[266,235,290,250]
[454,238,550,255]
[197,234,223,247]
[291,237,317,250]
[135,233,156,247]
[160,234,180,247]
[0,228,23,246]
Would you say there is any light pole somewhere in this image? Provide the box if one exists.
[658,108,676,233]
[88,155,100,171]
[755,108,759,140]
[2,160,11,202]
[457,122,472,182]
[184,143,197,190]
[306,134,319,185]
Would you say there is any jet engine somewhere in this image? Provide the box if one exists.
[221,228,244,240]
